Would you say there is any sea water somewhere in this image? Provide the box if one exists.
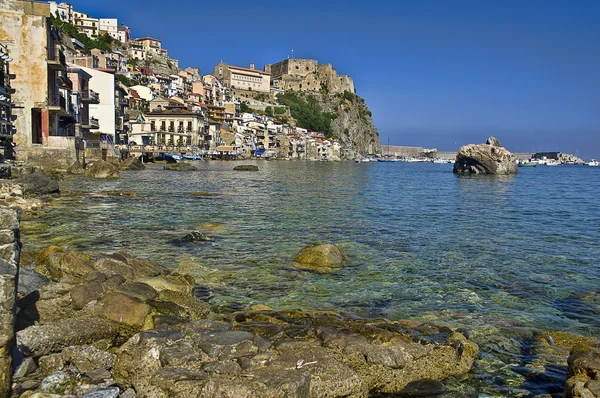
[22,161,600,396]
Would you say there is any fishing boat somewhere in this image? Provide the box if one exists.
[182,154,203,161]
[518,161,537,167]
[586,159,599,166]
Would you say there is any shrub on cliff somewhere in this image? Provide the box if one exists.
[277,91,337,137]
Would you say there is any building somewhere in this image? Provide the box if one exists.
[48,1,73,24]
[73,10,99,38]
[142,109,204,147]
[99,18,118,40]
[132,37,162,54]
[266,58,354,95]
[67,65,97,142]
[68,53,99,69]
[117,25,131,44]
[0,43,15,159]
[80,67,115,146]
[212,62,271,93]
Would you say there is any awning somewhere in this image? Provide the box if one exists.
[255,149,266,155]
[216,146,234,152]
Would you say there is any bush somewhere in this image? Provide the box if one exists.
[277,91,337,138]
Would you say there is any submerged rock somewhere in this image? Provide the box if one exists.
[164,163,198,171]
[233,165,259,171]
[119,156,146,171]
[189,192,219,197]
[294,243,347,272]
[453,136,518,175]
[14,171,60,196]
[183,231,212,242]
[84,160,120,179]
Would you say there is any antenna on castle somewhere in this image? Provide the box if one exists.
[292,49,294,59]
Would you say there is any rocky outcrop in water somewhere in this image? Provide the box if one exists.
[565,344,600,397]
[453,136,518,175]
[119,156,146,171]
[164,163,198,171]
[13,171,60,196]
[84,160,120,179]
[294,243,347,273]
[233,165,259,171]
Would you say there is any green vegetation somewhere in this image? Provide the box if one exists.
[51,13,114,52]
[254,93,269,102]
[274,106,286,115]
[277,91,337,137]
[239,102,253,113]
[116,74,133,87]
[265,106,274,117]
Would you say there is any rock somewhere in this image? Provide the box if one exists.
[294,243,347,272]
[397,379,447,397]
[119,388,137,398]
[85,368,112,383]
[62,345,115,374]
[136,275,194,296]
[164,163,197,171]
[189,192,218,197]
[113,282,158,303]
[182,231,212,242]
[84,160,120,179]
[17,267,50,295]
[34,247,95,280]
[17,317,126,356]
[102,274,126,290]
[13,357,37,379]
[93,253,165,280]
[250,304,273,311]
[39,371,76,395]
[565,344,600,398]
[157,289,210,319]
[38,353,65,375]
[14,171,60,196]
[233,165,259,171]
[66,160,85,175]
[453,139,518,175]
[82,386,120,398]
[119,157,146,171]
[486,136,502,147]
[101,292,152,328]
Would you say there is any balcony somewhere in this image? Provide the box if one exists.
[0,121,13,138]
[48,93,68,115]
[47,47,66,71]
[81,89,100,104]
[89,117,99,129]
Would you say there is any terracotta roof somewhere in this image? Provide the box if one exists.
[229,65,270,76]
[130,89,140,99]
[134,37,161,42]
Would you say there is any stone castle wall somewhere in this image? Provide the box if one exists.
[267,59,354,95]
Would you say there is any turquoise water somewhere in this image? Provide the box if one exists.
[23,161,600,396]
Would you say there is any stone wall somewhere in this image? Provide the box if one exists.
[0,206,21,397]
[20,147,77,169]
[268,59,355,95]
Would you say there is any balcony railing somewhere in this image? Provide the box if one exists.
[48,93,67,113]
[47,47,66,70]
[81,89,100,103]
[90,117,99,129]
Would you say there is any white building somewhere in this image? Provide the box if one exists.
[80,66,115,144]
[48,1,73,24]
[129,85,154,102]
[73,11,99,38]
[99,18,118,40]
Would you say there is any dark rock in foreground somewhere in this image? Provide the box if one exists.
[565,343,600,398]
[165,163,198,171]
[453,136,518,175]
[119,156,146,171]
[13,171,60,196]
[233,165,259,171]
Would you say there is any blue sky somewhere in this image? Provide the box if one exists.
[73,0,600,158]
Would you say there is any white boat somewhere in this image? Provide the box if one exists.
[546,160,560,166]
[586,159,599,166]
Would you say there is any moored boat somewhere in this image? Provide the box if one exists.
[586,159,599,166]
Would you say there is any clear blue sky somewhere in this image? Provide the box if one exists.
[73,0,600,159]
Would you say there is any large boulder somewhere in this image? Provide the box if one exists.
[13,171,60,196]
[101,292,152,329]
[164,163,197,171]
[565,344,600,398]
[294,243,347,273]
[84,160,120,179]
[453,137,518,175]
[66,160,85,175]
[119,156,146,171]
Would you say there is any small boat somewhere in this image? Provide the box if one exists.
[546,160,560,166]
[165,153,182,161]
[586,159,599,166]
[518,162,537,167]
[182,154,203,161]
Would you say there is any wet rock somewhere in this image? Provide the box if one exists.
[82,386,120,398]
[66,160,85,175]
[14,171,60,196]
[119,157,146,171]
[397,379,447,397]
[136,275,194,296]
[189,192,218,197]
[233,164,259,171]
[294,243,347,272]
[62,345,115,373]
[84,160,120,179]
[157,289,210,319]
[71,281,104,310]
[94,253,165,280]
[17,317,126,356]
[182,231,212,242]
[565,344,600,398]
[101,292,152,328]
[39,371,76,394]
[102,274,126,290]
[34,247,95,280]
[453,138,518,175]
[164,163,197,171]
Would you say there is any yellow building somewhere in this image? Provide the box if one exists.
[212,62,270,93]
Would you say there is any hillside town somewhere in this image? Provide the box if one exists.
[0,0,373,169]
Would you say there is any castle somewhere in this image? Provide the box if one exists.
[265,58,354,95]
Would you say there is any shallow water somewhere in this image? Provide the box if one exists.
[23,161,600,396]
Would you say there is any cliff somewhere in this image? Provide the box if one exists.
[277,90,381,156]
